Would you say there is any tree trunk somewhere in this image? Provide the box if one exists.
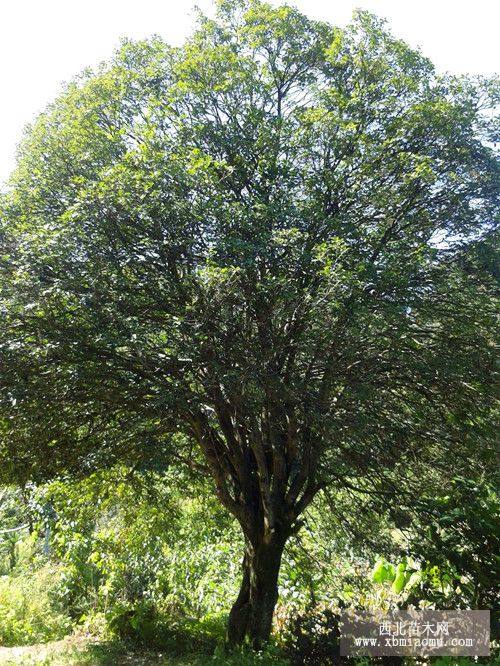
[227,532,287,649]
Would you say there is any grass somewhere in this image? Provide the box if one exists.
[1,637,497,665]
[0,637,202,665]
[0,635,290,665]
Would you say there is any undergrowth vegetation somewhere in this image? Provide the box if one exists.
[0,560,71,646]
[0,468,497,664]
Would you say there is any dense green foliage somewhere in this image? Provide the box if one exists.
[0,0,498,657]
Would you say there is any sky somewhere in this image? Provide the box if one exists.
[1,0,499,185]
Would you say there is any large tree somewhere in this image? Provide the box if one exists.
[0,0,498,647]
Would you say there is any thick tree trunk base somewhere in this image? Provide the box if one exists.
[227,554,251,646]
[227,534,286,649]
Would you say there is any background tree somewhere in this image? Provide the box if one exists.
[0,0,498,647]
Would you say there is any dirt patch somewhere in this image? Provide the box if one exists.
[0,634,95,664]
[0,635,195,664]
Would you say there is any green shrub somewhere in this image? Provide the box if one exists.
[0,565,72,646]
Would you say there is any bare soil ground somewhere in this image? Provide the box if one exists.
[0,635,195,665]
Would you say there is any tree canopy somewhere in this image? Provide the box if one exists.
[1,0,498,647]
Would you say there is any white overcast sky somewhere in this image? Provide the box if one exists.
[1,0,499,184]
